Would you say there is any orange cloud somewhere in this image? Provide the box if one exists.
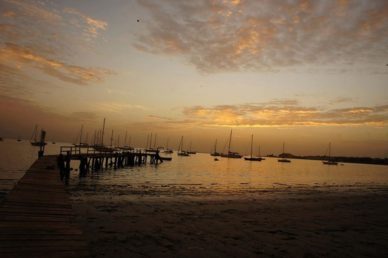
[5,0,61,22]
[135,0,388,73]
[182,102,388,127]
[0,43,112,85]
[63,8,108,38]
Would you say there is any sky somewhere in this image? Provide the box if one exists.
[0,0,387,157]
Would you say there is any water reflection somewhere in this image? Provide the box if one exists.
[69,152,388,198]
[0,139,67,192]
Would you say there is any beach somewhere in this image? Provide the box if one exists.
[71,186,388,257]
[1,143,388,257]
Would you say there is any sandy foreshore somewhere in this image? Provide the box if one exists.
[71,187,388,257]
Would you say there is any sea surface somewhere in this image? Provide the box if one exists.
[1,139,388,201]
[0,139,64,198]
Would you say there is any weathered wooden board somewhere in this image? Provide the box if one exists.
[0,156,89,258]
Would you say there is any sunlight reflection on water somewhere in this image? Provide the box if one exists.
[68,152,388,199]
[1,140,387,199]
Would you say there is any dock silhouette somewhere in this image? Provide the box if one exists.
[0,156,88,257]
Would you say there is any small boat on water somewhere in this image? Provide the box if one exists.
[177,136,190,156]
[0,137,3,141]
[210,139,220,156]
[30,125,46,146]
[244,134,262,161]
[92,145,115,153]
[221,152,242,158]
[159,156,172,161]
[323,142,338,165]
[278,142,291,163]
[187,141,197,154]
[163,138,174,153]
[119,145,134,151]
[220,130,242,159]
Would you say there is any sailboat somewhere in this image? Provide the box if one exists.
[163,138,173,153]
[323,142,338,165]
[177,136,189,156]
[244,134,262,161]
[187,141,197,154]
[258,145,266,160]
[210,139,220,156]
[30,125,46,146]
[220,130,242,159]
[278,142,291,163]
[73,125,88,147]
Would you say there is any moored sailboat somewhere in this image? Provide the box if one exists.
[163,138,173,154]
[187,141,197,154]
[177,136,189,156]
[244,134,262,161]
[323,142,338,165]
[30,125,46,146]
[210,139,220,156]
[278,142,291,163]
[220,130,242,159]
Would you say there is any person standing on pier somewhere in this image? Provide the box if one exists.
[57,154,65,181]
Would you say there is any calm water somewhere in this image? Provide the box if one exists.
[69,153,388,199]
[0,139,64,195]
[1,139,388,199]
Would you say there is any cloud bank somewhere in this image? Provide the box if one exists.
[182,102,388,127]
[0,0,112,88]
[135,0,388,73]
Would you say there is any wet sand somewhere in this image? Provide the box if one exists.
[71,187,388,257]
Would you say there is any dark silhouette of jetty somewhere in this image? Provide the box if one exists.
[58,145,164,179]
[0,156,88,257]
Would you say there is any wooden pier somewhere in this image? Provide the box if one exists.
[0,155,88,258]
[59,146,163,178]
[0,145,164,257]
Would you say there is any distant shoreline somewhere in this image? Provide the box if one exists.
[266,154,388,166]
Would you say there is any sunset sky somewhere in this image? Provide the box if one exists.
[0,0,387,157]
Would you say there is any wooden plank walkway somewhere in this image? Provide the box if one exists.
[0,155,89,258]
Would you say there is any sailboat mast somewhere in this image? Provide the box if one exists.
[101,118,105,146]
[79,125,83,145]
[31,125,37,142]
[228,130,232,153]
[282,142,285,154]
[124,130,128,146]
[34,125,38,142]
[110,130,114,147]
[179,136,183,152]
[328,142,331,158]
[250,134,253,158]
[153,134,157,148]
[214,139,217,153]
